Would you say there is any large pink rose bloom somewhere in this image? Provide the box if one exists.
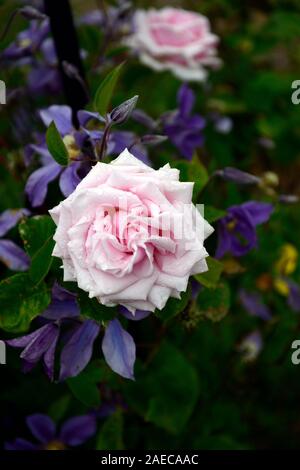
[126,8,221,82]
[49,150,213,314]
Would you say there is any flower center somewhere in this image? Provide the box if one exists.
[226,219,237,231]
[63,134,80,160]
[19,38,32,48]
[44,440,66,450]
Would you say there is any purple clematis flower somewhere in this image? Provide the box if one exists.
[0,209,30,271]
[27,38,62,95]
[6,283,137,381]
[7,283,100,381]
[2,19,62,97]
[25,105,149,207]
[239,289,272,320]
[163,84,205,160]
[216,201,274,258]
[1,19,49,62]
[5,413,96,450]
[286,279,300,313]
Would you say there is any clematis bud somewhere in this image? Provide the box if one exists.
[140,134,167,146]
[109,96,139,125]
[19,6,47,21]
[215,167,261,185]
[279,194,299,204]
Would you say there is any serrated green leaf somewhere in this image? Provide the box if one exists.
[46,121,69,166]
[96,411,124,450]
[0,273,50,332]
[196,281,231,322]
[94,62,125,116]
[194,257,224,289]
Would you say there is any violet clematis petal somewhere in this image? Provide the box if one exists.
[20,323,59,364]
[40,105,73,136]
[25,163,61,207]
[120,306,151,321]
[59,320,100,381]
[130,144,149,165]
[22,360,37,374]
[230,215,257,256]
[28,65,61,96]
[43,327,60,381]
[7,326,50,349]
[0,239,30,271]
[42,283,79,320]
[40,38,57,66]
[77,110,105,126]
[215,220,232,259]
[239,289,272,321]
[28,144,52,162]
[163,84,205,160]
[59,163,82,197]
[287,280,300,312]
[178,83,195,117]
[59,415,97,446]
[0,209,30,237]
[131,109,156,130]
[26,414,56,444]
[111,131,150,165]
[191,279,202,299]
[216,202,273,259]
[102,319,136,380]
[5,438,39,450]
[242,201,274,226]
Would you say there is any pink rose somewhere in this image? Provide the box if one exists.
[126,8,221,82]
[49,149,213,314]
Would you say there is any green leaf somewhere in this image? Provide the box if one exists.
[0,273,50,332]
[124,342,199,434]
[194,257,224,289]
[29,237,55,284]
[46,121,69,166]
[204,205,226,223]
[155,288,190,322]
[96,411,124,450]
[94,62,125,116]
[174,155,209,199]
[196,281,231,322]
[78,291,117,322]
[67,360,104,408]
[19,215,56,257]
[48,395,71,423]
[19,216,56,284]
